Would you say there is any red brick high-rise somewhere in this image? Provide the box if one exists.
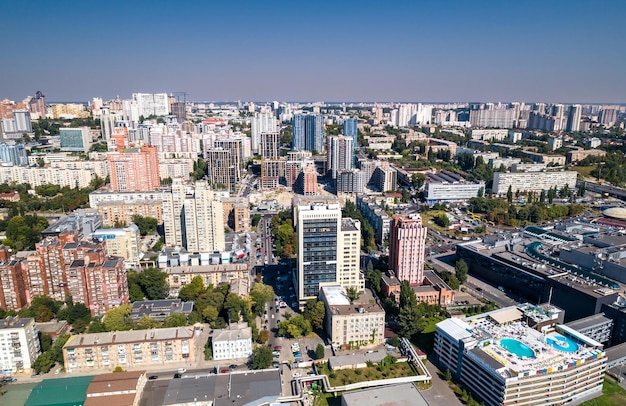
[107,144,160,192]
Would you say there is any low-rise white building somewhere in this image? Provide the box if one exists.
[0,165,96,188]
[425,172,484,203]
[0,317,41,374]
[212,322,252,361]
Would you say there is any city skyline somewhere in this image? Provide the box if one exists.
[1,0,625,103]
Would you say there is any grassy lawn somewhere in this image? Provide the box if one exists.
[316,392,342,406]
[582,377,626,406]
[413,316,446,354]
[317,360,417,386]
[571,166,595,179]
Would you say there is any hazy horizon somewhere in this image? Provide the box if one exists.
[2,0,625,103]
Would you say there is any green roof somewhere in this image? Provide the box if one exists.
[24,376,95,406]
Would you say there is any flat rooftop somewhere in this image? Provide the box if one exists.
[341,383,429,406]
[442,305,606,381]
[157,369,282,406]
[565,313,613,332]
[65,326,195,347]
[25,376,95,406]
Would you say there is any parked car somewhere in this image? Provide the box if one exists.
[293,373,301,378]
[148,375,158,380]
[174,373,182,379]
[178,368,187,373]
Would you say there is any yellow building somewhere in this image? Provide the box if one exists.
[63,326,198,373]
[165,264,249,291]
[97,201,163,227]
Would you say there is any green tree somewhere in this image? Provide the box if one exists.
[178,276,205,302]
[251,345,273,369]
[138,268,169,300]
[39,333,53,352]
[224,293,246,323]
[367,269,382,294]
[201,305,219,324]
[315,343,325,359]
[163,313,188,327]
[388,335,400,348]
[303,300,326,331]
[346,287,361,304]
[88,319,107,333]
[455,260,469,284]
[129,284,144,302]
[398,305,425,339]
[204,339,213,360]
[434,213,450,228]
[577,182,586,197]
[411,173,425,189]
[136,314,159,330]
[103,304,134,331]
[258,330,270,344]
[249,283,275,315]
[131,215,158,236]
[444,368,452,382]
[399,281,417,309]
[506,185,513,203]
[252,213,261,227]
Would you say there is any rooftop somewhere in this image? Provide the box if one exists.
[65,326,195,348]
[25,376,95,406]
[341,218,359,232]
[341,383,429,406]
[440,304,606,381]
[130,299,194,321]
[156,369,282,406]
[212,323,252,343]
[0,316,34,330]
[565,313,613,332]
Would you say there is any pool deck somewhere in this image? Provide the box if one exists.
[464,317,605,380]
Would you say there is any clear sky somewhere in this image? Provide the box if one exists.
[1,0,625,103]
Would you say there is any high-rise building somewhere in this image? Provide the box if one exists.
[328,135,354,179]
[260,131,280,160]
[566,104,582,132]
[599,107,618,127]
[295,198,341,302]
[294,198,362,304]
[132,93,169,117]
[107,145,160,192]
[0,247,28,310]
[170,101,187,124]
[299,163,318,195]
[0,317,40,373]
[343,118,358,151]
[251,111,277,154]
[12,110,32,133]
[206,147,235,192]
[28,91,46,118]
[60,127,92,153]
[388,214,427,285]
[214,138,244,186]
[293,114,325,153]
[25,232,128,315]
[0,143,28,166]
[162,179,225,253]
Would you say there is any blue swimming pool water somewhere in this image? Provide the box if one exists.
[546,335,579,353]
[500,338,535,358]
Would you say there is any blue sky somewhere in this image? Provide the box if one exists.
[1,0,625,103]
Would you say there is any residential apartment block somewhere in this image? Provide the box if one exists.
[492,171,578,195]
[107,145,160,192]
[0,317,40,373]
[164,264,249,292]
[63,326,197,372]
[26,232,128,315]
[162,179,225,253]
[90,224,141,262]
[0,247,28,310]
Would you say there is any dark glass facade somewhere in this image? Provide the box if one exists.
[302,218,337,297]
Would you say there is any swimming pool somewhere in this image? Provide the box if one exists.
[546,334,579,353]
[499,338,535,358]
